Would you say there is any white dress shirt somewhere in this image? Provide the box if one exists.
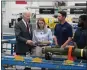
[22,19,30,32]
[33,28,53,44]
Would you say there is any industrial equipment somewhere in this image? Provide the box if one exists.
[42,46,87,60]
[2,55,87,70]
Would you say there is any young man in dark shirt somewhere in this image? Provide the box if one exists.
[54,11,73,48]
[73,15,87,49]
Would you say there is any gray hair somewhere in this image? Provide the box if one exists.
[22,11,31,18]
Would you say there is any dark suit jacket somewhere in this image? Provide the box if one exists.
[15,20,33,54]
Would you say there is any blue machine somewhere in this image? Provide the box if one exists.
[2,56,87,70]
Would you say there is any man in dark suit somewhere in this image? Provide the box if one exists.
[15,11,33,70]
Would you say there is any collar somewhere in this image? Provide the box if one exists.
[59,21,67,26]
[22,19,26,24]
[22,19,28,27]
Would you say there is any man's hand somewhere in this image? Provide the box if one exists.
[61,37,72,48]
[61,45,65,48]
[26,40,33,45]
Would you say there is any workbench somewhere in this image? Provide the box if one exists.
[2,56,87,70]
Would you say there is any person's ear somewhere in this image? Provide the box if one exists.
[63,16,66,19]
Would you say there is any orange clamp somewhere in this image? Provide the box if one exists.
[68,46,75,61]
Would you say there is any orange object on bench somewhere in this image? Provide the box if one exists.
[68,46,75,61]
[14,55,24,61]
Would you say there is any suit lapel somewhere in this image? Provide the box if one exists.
[28,24,32,36]
[21,20,27,31]
[21,20,32,36]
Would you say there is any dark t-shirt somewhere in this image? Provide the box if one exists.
[73,28,87,49]
[54,22,73,46]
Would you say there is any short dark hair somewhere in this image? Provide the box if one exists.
[58,11,67,17]
[79,15,87,21]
